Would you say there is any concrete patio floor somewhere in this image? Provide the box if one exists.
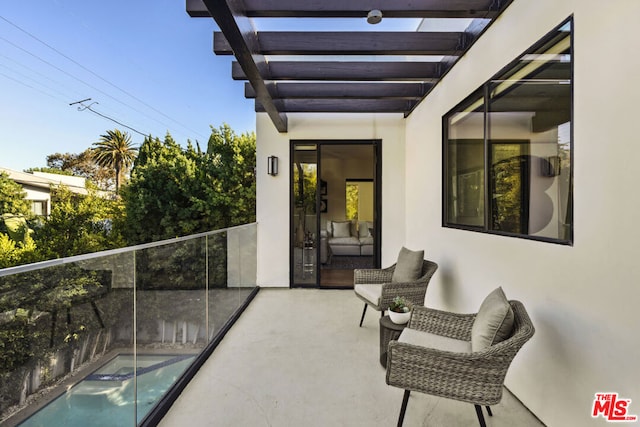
[159,288,545,426]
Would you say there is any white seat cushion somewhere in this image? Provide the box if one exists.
[398,328,471,353]
[354,284,382,306]
[329,236,361,246]
[358,236,374,245]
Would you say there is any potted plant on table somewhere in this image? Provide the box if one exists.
[388,296,412,325]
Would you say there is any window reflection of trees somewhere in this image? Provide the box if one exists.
[490,148,529,234]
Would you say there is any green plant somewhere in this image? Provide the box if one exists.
[389,296,411,313]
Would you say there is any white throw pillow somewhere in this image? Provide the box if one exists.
[332,221,351,238]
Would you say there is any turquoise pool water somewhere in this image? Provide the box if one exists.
[18,354,195,427]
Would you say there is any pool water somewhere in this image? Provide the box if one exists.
[18,354,195,427]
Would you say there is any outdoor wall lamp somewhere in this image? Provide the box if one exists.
[267,155,278,176]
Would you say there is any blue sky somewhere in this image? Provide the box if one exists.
[0,0,254,171]
[0,2,426,172]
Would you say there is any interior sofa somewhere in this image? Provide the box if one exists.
[320,220,373,263]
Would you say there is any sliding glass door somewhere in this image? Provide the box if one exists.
[290,140,381,288]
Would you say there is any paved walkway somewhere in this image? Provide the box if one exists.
[160,289,545,426]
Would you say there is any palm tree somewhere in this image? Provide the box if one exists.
[92,129,138,194]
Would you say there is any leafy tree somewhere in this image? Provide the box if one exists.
[92,129,138,194]
[121,134,198,243]
[26,167,74,176]
[33,186,125,259]
[0,172,32,217]
[0,233,38,268]
[346,183,359,220]
[122,124,256,244]
[293,164,316,213]
[44,150,114,191]
[196,124,256,229]
[0,172,38,267]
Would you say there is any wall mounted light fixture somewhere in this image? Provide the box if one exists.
[267,155,278,176]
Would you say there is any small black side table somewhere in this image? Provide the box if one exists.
[379,315,407,368]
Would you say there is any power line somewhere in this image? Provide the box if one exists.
[0,70,61,101]
[0,14,208,141]
[70,99,149,138]
[0,52,86,99]
[0,52,161,137]
[0,61,75,101]
[0,63,153,139]
[0,35,159,125]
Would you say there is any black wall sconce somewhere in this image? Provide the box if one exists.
[267,155,278,176]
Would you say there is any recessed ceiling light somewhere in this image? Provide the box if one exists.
[367,9,383,25]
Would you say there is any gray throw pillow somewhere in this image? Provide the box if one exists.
[470,287,514,352]
[391,247,424,283]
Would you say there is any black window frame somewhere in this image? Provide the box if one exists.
[442,16,574,245]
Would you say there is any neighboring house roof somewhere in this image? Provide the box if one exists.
[0,167,89,196]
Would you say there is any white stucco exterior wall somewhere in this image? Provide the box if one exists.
[256,113,406,287]
[251,1,639,423]
[404,0,640,425]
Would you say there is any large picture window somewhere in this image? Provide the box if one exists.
[444,18,573,244]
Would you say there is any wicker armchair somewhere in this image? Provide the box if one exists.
[385,300,535,427]
[353,260,438,327]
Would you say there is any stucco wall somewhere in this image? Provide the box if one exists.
[253,1,640,423]
[256,113,406,287]
[404,0,640,425]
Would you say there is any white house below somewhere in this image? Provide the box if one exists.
[1,167,92,216]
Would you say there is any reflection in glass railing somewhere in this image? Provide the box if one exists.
[0,224,257,426]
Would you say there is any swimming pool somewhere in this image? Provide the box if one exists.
[18,354,195,427]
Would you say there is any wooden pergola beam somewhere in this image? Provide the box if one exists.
[186,0,516,129]
[232,61,441,81]
[198,0,287,132]
[256,98,418,114]
[214,31,468,56]
[188,0,503,19]
[245,82,430,99]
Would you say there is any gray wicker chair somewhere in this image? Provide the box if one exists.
[353,260,438,327]
[386,300,534,427]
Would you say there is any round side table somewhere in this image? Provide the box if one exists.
[379,315,407,368]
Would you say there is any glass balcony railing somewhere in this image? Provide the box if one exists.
[0,223,258,427]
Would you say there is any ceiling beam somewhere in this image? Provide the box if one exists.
[198,0,287,132]
[188,0,502,19]
[214,31,467,56]
[245,82,430,99]
[256,99,417,114]
[233,61,441,81]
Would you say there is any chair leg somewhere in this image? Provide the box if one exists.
[485,406,493,417]
[474,405,487,427]
[359,304,368,327]
[397,390,411,427]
